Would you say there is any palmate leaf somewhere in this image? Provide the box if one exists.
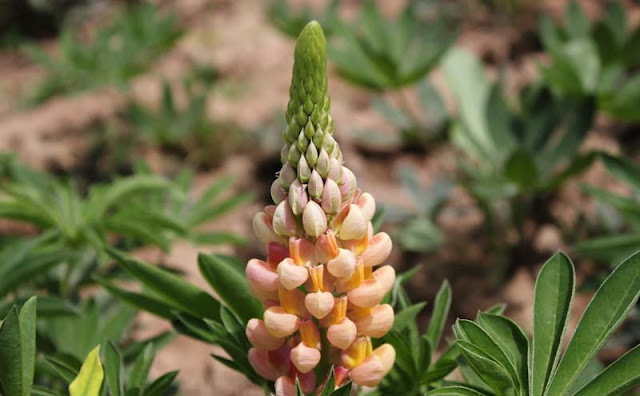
[545,251,640,395]
[107,248,221,322]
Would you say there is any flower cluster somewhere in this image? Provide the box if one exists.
[245,21,396,395]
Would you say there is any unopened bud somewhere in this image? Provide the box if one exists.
[316,148,330,178]
[306,142,319,167]
[280,144,289,164]
[271,179,287,205]
[339,167,357,201]
[328,157,342,181]
[253,212,282,245]
[321,178,341,215]
[246,319,285,351]
[273,201,300,237]
[246,259,279,294]
[308,170,323,199]
[288,179,308,215]
[280,163,297,189]
[297,155,311,183]
[249,348,280,381]
[302,201,327,237]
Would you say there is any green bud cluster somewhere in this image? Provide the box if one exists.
[281,21,341,185]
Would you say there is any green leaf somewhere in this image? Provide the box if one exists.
[69,346,104,396]
[505,149,539,188]
[43,354,80,383]
[476,313,529,395]
[426,280,452,349]
[530,252,574,396]
[546,251,640,395]
[330,381,352,395]
[600,153,640,191]
[96,277,175,320]
[455,320,520,390]
[197,253,262,324]
[144,370,179,396]
[107,248,221,322]
[320,367,337,396]
[573,344,640,396]
[456,341,515,395]
[128,342,155,392]
[565,1,590,39]
[392,302,426,333]
[0,296,37,396]
[103,341,122,396]
[18,296,36,396]
[426,385,494,395]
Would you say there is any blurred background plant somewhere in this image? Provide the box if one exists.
[22,2,182,105]
[540,0,640,122]
[269,0,341,38]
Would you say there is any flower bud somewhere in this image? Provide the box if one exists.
[246,319,285,351]
[373,265,396,295]
[321,178,341,214]
[336,205,367,241]
[278,286,308,318]
[264,306,300,338]
[349,344,396,387]
[339,167,357,201]
[288,143,301,165]
[327,248,356,279]
[360,232,392,267]
[306,142,319,167]
[271,179,287,204]
[327,318,357,350]
[280,144,289,165]
[246,259,279,294]
[354,304,394,338]
[305,291,334,319]
[249,348,280,381]
[277,258,309,290]
[356,192,376,222]
[328,157,342,181]
[275,376,296,396]
[288,179,308,216]
[316,148,330,178]
[291,343,321,373]
[273,201,300,237]
[298,155,311,183]
[289,238,316,266]
[302,201,327,237]
[253,212,282,245]
[280,163,297,189]
[315,230,339,263]
[308,170,323,199]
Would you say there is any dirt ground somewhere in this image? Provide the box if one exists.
[1,0,638,394]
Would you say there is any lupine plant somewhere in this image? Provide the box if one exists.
[0,296,178,396]
[432,251,640,396]
[442,48,595,271]
[23,3,182,105]
[539,0,640,121]
[246,20,397,393]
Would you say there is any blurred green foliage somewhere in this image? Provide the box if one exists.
[328,0,456,90]
[540,0,640,121]
[268,0,341,38]
[23,3,182,105]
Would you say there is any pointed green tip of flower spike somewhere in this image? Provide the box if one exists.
[282,21,339,184]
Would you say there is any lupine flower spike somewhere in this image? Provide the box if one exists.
[246,20,395,395]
